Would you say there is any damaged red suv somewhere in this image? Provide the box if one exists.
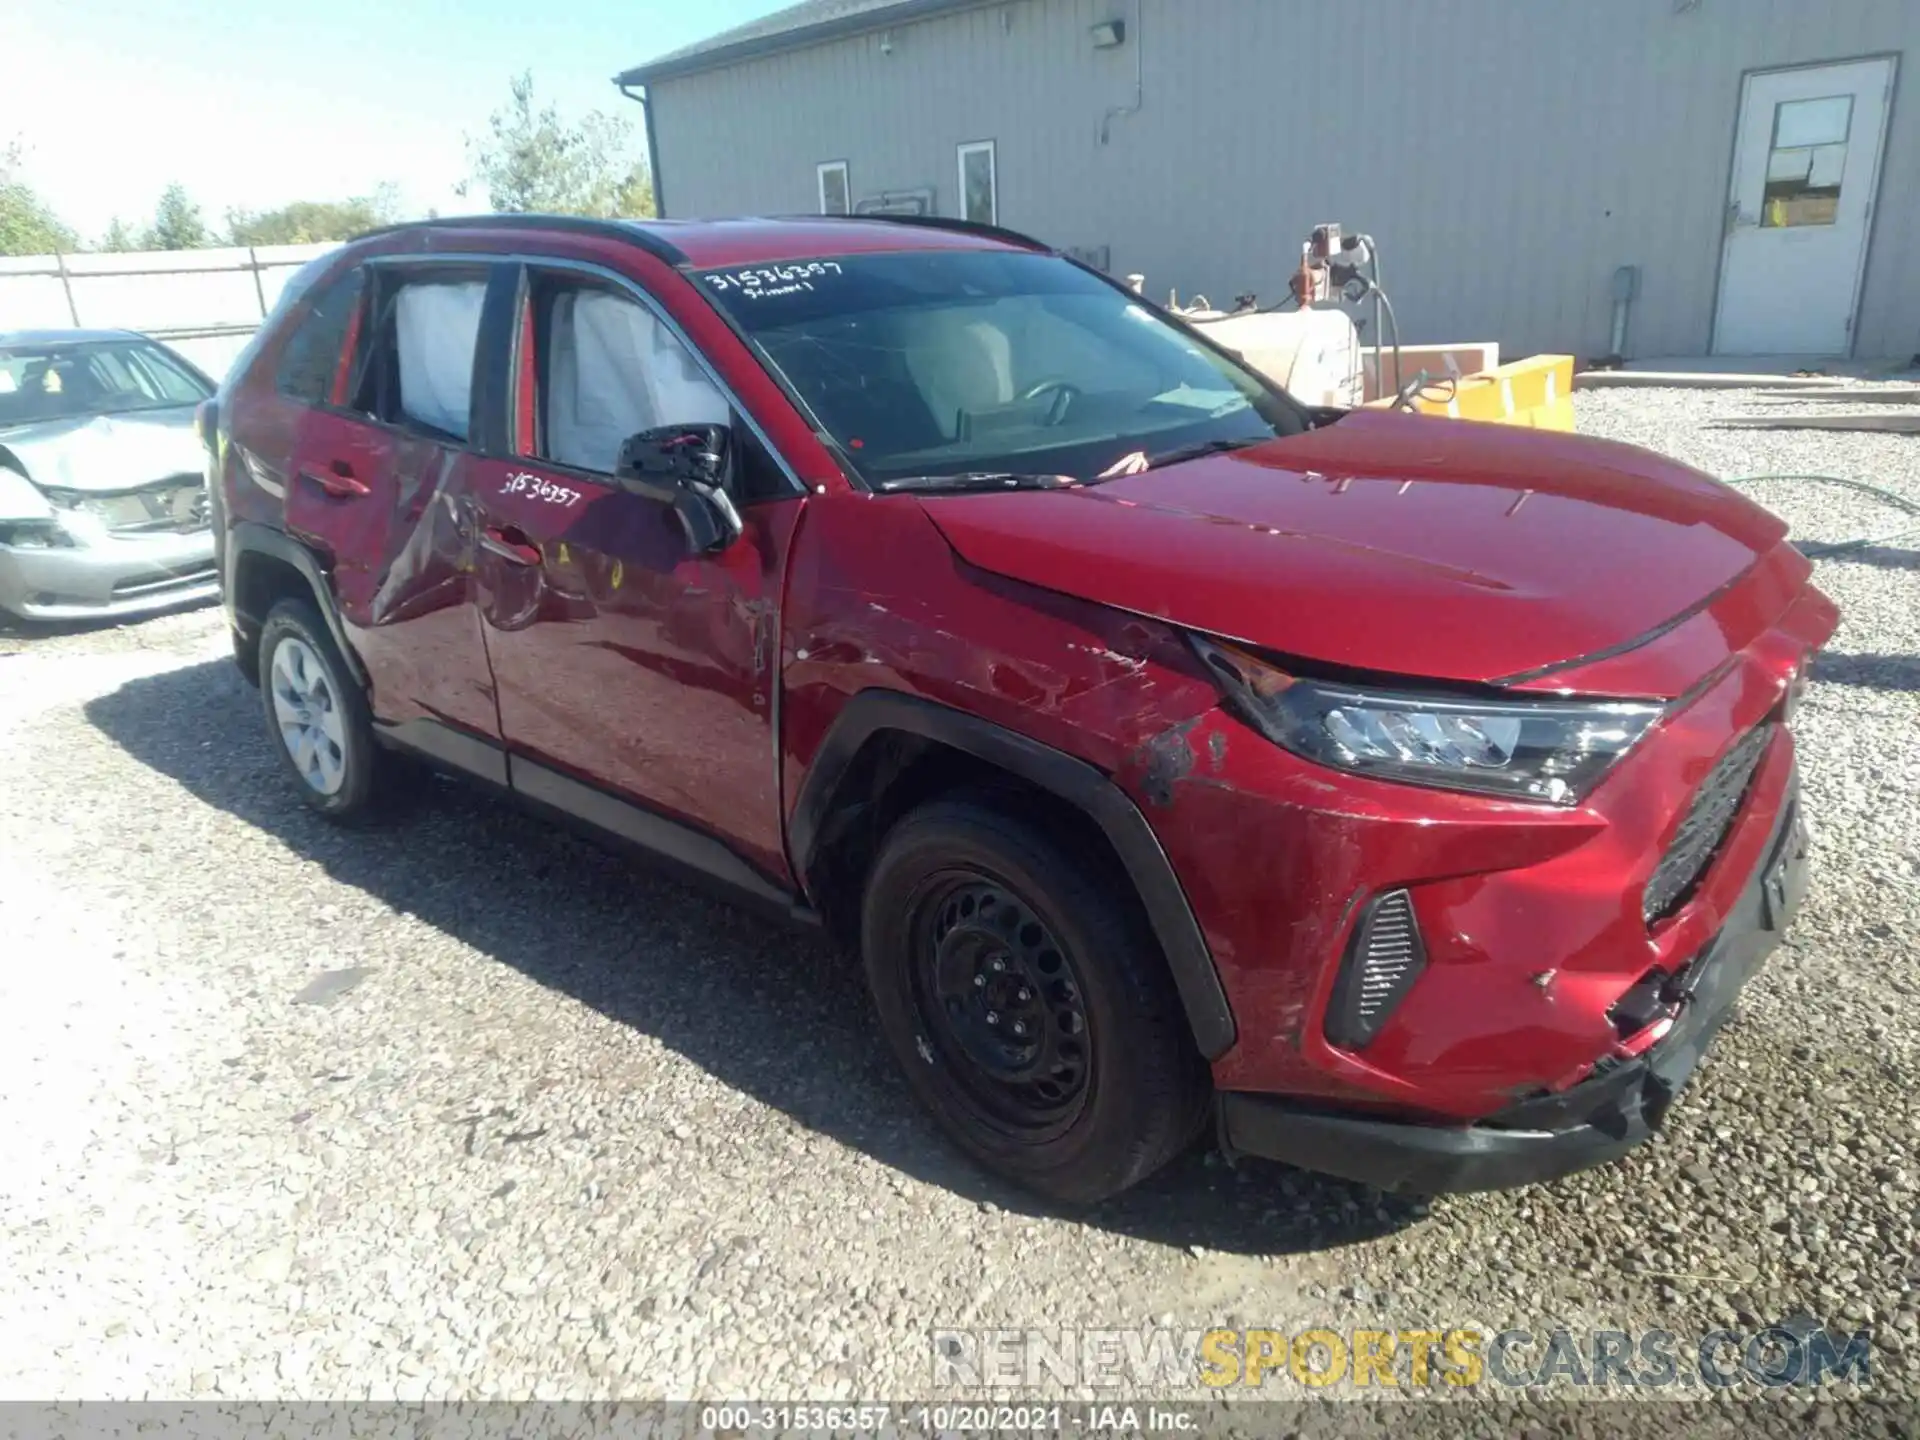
[201,215,1833,1203]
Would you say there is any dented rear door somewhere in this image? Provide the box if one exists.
[283,259,507,745]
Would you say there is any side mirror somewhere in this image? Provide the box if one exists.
[614,423,744,554]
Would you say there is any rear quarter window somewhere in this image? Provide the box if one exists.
[275,268,366,405]
[222,251,343,393]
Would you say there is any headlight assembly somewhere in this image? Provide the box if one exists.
[1191,636,1663,805]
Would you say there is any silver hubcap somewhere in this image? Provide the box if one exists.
[269,636,348,796]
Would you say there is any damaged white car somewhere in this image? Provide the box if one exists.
[0,329,217,622]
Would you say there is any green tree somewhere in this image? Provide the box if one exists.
[462,72,655,218]
[0,140,77,256]
[228,186,399,246]
[141,183,213,250]
[98,217,140,252]
[615,162,657,220]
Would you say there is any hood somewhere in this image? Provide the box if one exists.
[0,409,202,494]
[916,409,1791,689]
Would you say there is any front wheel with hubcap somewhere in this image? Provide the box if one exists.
[257,598,389,820]
[862,796,1210,1204]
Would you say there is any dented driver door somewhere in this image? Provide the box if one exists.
[468,264,803,885]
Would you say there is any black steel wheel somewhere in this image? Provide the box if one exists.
[911,876,1092,1136]
[862,795,1210,1204]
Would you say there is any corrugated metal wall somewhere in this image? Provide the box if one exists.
[648,0,1919,361]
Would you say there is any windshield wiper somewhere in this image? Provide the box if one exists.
[875,472,1075,495]
[1140,436,1268,472]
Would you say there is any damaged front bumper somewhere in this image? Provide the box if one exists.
[1218,784,1811,1194]
[0,523,218,621]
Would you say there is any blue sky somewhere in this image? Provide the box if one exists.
[9,0,788,242]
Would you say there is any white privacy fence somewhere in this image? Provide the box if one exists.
[0,242,341,380]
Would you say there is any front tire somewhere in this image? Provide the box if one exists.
[861,797,1210,1204]
[257,598,385,821]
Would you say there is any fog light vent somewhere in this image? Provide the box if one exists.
[1325,889,1427,1050]
[1643,721,1775,925]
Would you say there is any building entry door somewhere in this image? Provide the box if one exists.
[1713,57,1894,357]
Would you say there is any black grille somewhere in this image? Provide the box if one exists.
[1643,723,1775,924]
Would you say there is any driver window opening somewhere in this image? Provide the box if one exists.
[525,278,789,503]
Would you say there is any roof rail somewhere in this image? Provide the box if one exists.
[346,214,689,267]
[791,213,1053,253]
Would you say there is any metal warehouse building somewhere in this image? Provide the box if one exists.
[617,0,1920,363]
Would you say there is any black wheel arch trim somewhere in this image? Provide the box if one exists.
[790,689,1236,1059]
[226,521,366,688]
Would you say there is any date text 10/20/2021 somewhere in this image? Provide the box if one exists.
[698,1405,1193,1433]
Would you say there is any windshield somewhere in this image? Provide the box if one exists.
[698,250,1308,487]
[0,339,211,427]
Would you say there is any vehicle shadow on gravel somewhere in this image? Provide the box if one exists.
[1812,651,1920,694]
[85,658,1425,1258]
[0,598,221,656]
[1830,543,1919,573]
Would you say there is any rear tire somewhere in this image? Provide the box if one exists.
[257,598,391,821]
[861,796,1210,1204]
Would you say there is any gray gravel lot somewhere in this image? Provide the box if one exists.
[0,386,1914,1420]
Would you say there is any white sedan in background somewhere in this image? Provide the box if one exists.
[0,329,217,622]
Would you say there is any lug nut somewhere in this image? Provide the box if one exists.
[990,957,1007,973]
[974,974,987,988]
[1016,987,1032,1002]
[986,1011,1000,1026]
[1011,1022,1027,1037]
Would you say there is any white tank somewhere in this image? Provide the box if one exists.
[1191,308,1363,409]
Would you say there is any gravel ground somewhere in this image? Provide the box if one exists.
[0,387,1914,1425]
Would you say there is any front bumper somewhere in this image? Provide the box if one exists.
[1218,784,1810,1193]
[0,528,218,621]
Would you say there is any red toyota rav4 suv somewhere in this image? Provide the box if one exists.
[201,215,1834,1204]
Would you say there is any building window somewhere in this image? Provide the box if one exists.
[817,161,851,216]
[1762,95,1852,228]
[958,141,996,225]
